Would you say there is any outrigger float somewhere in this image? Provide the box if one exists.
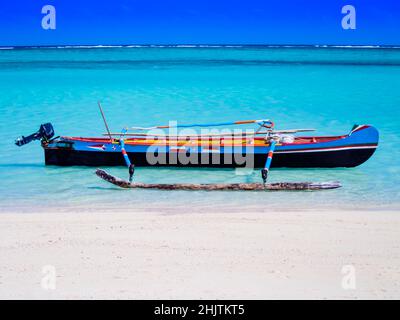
[15,103,378,191]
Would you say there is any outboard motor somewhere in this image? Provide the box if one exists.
[15,123,55,147]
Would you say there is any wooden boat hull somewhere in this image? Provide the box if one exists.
[44,146,376,168]
[43,125,378,168]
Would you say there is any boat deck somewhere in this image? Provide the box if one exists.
[61,134,347,147]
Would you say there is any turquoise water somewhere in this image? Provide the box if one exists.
[0,46,399,212]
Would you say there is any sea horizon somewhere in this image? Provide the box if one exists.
[2,43,400,50]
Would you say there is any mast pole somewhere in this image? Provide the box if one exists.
[97,101,113,143]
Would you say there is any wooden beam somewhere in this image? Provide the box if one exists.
[95,169,341,191]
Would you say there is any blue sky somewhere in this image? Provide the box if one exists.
[1,0,399,46]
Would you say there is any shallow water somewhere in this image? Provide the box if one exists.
[0,46,399,212]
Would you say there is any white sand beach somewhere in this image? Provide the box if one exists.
[0,209,399,299]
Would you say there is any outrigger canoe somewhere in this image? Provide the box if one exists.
[17,123,378,168]
[15,109,378,190]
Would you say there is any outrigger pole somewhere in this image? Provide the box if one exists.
[262,139,277,184]
[97,101,135,182]
[119,138,135,182]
